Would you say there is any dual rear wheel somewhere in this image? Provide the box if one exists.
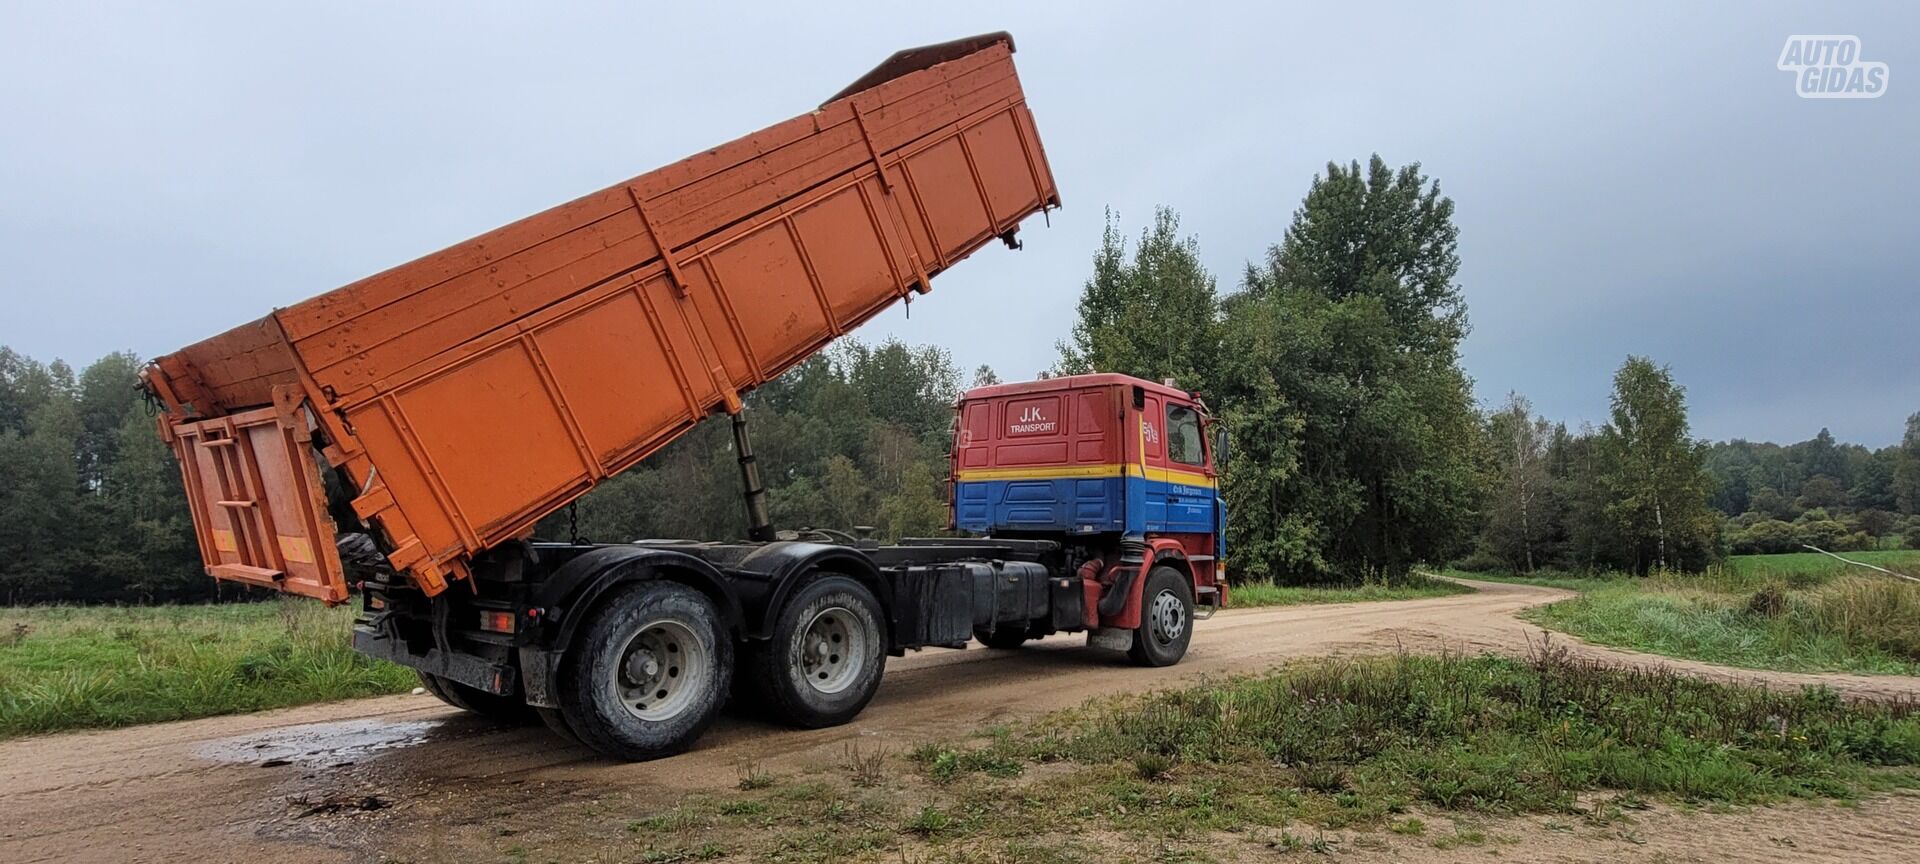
[547,575,885,760]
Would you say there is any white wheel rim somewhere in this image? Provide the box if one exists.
[1149,589,1186,645]
[615,619,707,721]
[795,606,867,695]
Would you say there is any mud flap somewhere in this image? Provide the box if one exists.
[1087,627,1132,652]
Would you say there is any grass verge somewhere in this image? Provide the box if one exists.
[1458,552,1920,677]
[1526,577,1920,676]
[1229,572,1470,608]
[602,650,1920,863]
[0,601,413,738]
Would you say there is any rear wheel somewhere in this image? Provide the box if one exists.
[534,706,583,746]
[417,672,539,725]
[1127,565,1193,667]
[556,582,732,761]
[739,575,886,728]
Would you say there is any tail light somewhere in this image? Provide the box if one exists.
[477,609,517,635]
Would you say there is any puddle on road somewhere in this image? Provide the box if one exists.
[197,718,445,768]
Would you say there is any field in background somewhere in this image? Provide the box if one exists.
[0,601,413,738]
[1469,551,1920,676]
[1721,550,1920,580]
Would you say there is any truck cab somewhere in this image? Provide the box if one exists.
[952,373,1227,629]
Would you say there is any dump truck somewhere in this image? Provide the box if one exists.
[142,33,1227,761]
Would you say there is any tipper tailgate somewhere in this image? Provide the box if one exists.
[145,32,1059,601]
[160,390,348,602]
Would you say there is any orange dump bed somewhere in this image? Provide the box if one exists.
[144,33,1059,602]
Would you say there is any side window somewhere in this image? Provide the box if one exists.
[1166,404,1203,466]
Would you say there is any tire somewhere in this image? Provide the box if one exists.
[417,671,540,725]
[534,706,583,746]
[556,581,732,761]
[739,575,886,729]
[973,624,1031,650]
[1127,565,1193,667]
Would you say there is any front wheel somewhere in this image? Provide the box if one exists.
[556,581,732,761]
[1127,565,1194,667]
[739,574,886,728]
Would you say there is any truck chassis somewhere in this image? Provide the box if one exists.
[352,532,1200,759]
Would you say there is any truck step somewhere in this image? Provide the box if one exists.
[1193,585,1221,620]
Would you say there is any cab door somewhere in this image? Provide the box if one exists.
[1146,398,1216,535]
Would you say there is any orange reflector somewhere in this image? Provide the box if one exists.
[368,594,386,610]
[478,609,516,634]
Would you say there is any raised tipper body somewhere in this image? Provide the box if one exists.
[144,33,1058,603]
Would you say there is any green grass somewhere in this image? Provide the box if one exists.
[605,652,1920,862]
[1721,550,1920,582]
[1229,572,1471,608]
[1528,577,1920,676]
[0,600,414,738]
[987,651,1920,810]
[1465,552,1920,677]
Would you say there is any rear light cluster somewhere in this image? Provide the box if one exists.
[477,609,517,635]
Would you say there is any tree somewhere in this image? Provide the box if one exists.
[1801,428,1848,487]
[100,407,205,601]
[1895,412,1920,515]
[1218,155,1480,581]
[1478,394,1558,572]
[1852,448,1900,512]
[1593,357,1717,572]
[1748,482,1799,521]
[74,351,143,489]
[544,336,963,546]
[0,397,84,602]
[1055,207,1220,391]
[1796,474,1847,510]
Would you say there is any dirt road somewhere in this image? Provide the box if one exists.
[4,578,1917,864]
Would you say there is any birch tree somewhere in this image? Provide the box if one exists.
[1595,357,1717,573]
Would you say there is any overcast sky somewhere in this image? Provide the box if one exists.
[2,2,1914,446]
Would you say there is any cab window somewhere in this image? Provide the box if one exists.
[1166,404,1203,466]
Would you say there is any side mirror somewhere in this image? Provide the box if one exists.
[1212,424,1229,471]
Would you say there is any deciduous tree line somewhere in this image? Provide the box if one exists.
[1052,155,1920,579]
[1704,420,1920,555]
[0,349,203,603]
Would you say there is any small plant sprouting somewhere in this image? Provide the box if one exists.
[843,742,889,788]
[1132,752,1173,782]
[736,760,774,790]
[1297,763,1347,793]
[905,805,950,837]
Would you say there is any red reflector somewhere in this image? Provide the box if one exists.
[478,610,516,634]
